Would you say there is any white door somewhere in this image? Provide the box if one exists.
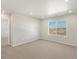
[1,14,9,47]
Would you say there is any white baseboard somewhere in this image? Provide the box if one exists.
[11,38,77,47]
[12,39,39,47]
[41,39,77,47]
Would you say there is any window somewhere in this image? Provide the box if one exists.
[48,20,66,35]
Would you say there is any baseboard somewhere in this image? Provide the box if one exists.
[11,38,77,47]
[12,39,39,47]
[41,39,77,47]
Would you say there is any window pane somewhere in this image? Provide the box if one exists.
[57,20,66,28]
[57,20,66,35]
[49,20,57,34]
[49,20,57,28]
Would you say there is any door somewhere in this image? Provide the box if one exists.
[1,13,9,47]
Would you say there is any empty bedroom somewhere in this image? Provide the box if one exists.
[1,0,77,59]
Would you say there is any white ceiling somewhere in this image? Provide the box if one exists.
[1,0,77,18]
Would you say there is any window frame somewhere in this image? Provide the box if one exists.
[48,20,67,36]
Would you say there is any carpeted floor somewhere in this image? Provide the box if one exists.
[1,40,77,59]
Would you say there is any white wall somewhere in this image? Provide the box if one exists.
[11,14,40,47]
[40,14,77,46]
[10,13,77,47]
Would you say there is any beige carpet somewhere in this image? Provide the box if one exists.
[1,40,77,59]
